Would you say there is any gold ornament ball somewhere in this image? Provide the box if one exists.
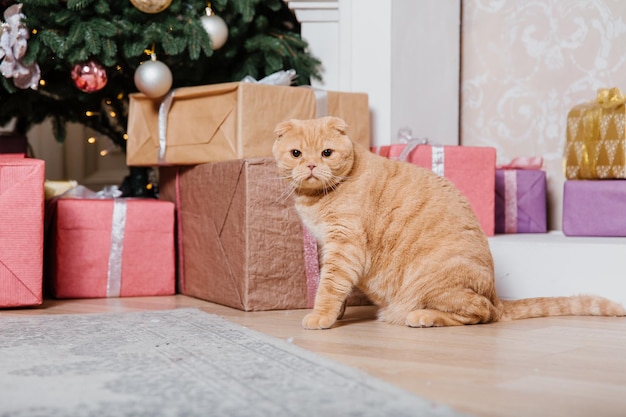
[129,0,172,14]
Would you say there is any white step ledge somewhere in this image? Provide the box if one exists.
[489,231,626,307]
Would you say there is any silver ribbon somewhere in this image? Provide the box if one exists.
[312,88,328,118]
[158,90,176,164]
[431,145,445,176]
[106,199,127,297]
[395,128,429,162]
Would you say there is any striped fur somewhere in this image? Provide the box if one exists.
[273,117,626,329]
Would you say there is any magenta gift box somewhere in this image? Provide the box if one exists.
[495,169,547,233]
[562,180,626,237]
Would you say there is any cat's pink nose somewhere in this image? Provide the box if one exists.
[308,164,316,171]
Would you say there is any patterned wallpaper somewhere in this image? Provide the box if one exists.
[460,0,626,230]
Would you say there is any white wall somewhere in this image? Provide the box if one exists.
[290,0,461,146]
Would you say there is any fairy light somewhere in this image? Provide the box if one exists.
[99,149,108,157]
[123,133,129,140]
[85,111,99,117]
[109,111,116,118]
[117,92,124,100]
[39,79,46,87]
[87,137,96,144]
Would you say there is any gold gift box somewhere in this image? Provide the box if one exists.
[126,82,370,167]
[564,87,626,179]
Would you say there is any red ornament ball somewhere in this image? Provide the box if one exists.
[71,60,108,93]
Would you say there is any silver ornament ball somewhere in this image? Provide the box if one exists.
[201,14,229,50]
[134,59,173,98]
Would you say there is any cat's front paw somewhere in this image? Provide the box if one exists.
[302,312,336,330]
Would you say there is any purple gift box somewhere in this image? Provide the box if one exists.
[563,180,626,237]
[495,169,547,233]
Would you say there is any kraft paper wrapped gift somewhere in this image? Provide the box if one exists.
[372,143,496,236]
[47,197,176,298]
[495,158,547,234]
[564,87,626,179]
[127,82,370,166]
[158,158,370,311]
[562,180,626,237]
[0,157,45,307]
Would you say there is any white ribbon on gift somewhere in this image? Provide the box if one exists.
[158,91,176,164]
[54,185,126,297]
[394,128,444,176]
[107,198,127,297]
[431,145,445,177]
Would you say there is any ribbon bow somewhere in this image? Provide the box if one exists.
[596,87,625,108]
[497,156,543,170]
[0,3,41,90]
[395,128,429,162]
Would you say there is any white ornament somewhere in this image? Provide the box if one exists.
[200,7,228,50]
[134,53,172,98]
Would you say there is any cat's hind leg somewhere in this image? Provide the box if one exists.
[405,290,500,328]
[405,309,470,327]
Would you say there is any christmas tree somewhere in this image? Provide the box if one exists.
[0,0,322,195]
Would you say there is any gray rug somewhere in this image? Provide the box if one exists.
[0,308,470,417]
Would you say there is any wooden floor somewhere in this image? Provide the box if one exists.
[3,295,626,417]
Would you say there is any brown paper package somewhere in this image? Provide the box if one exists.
[159,158,370,311]
[128,82,370,166]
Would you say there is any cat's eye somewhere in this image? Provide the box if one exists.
[322,149,333,157]
[291,149,302,158]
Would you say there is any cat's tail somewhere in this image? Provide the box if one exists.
[499,294,626,321]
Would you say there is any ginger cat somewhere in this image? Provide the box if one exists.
[273,116,626,330]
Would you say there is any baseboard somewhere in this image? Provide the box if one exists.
[489,231,626,307]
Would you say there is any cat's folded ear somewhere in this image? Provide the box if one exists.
[274,120,296,138]
[326,116,348,135]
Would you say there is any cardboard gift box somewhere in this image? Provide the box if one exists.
[562,180,626,237]
[0,157,45,307]
[47,197,176,298]
[495,168,547,234]
[372,143,496,236]
[159,158,370,311]
[127,82,370,166]
[564,87,626,179]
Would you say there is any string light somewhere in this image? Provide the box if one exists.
[85,111,99,117]
[109,111,116,118]
[39,79,46,87]
[99,149,109,157]
[87,137,96,144]
[123,133,129,140]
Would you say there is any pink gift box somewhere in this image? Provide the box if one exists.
[47,198,176,298]
[372,144,496,236]
[0,157,45,307]
[562,180,626,237]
